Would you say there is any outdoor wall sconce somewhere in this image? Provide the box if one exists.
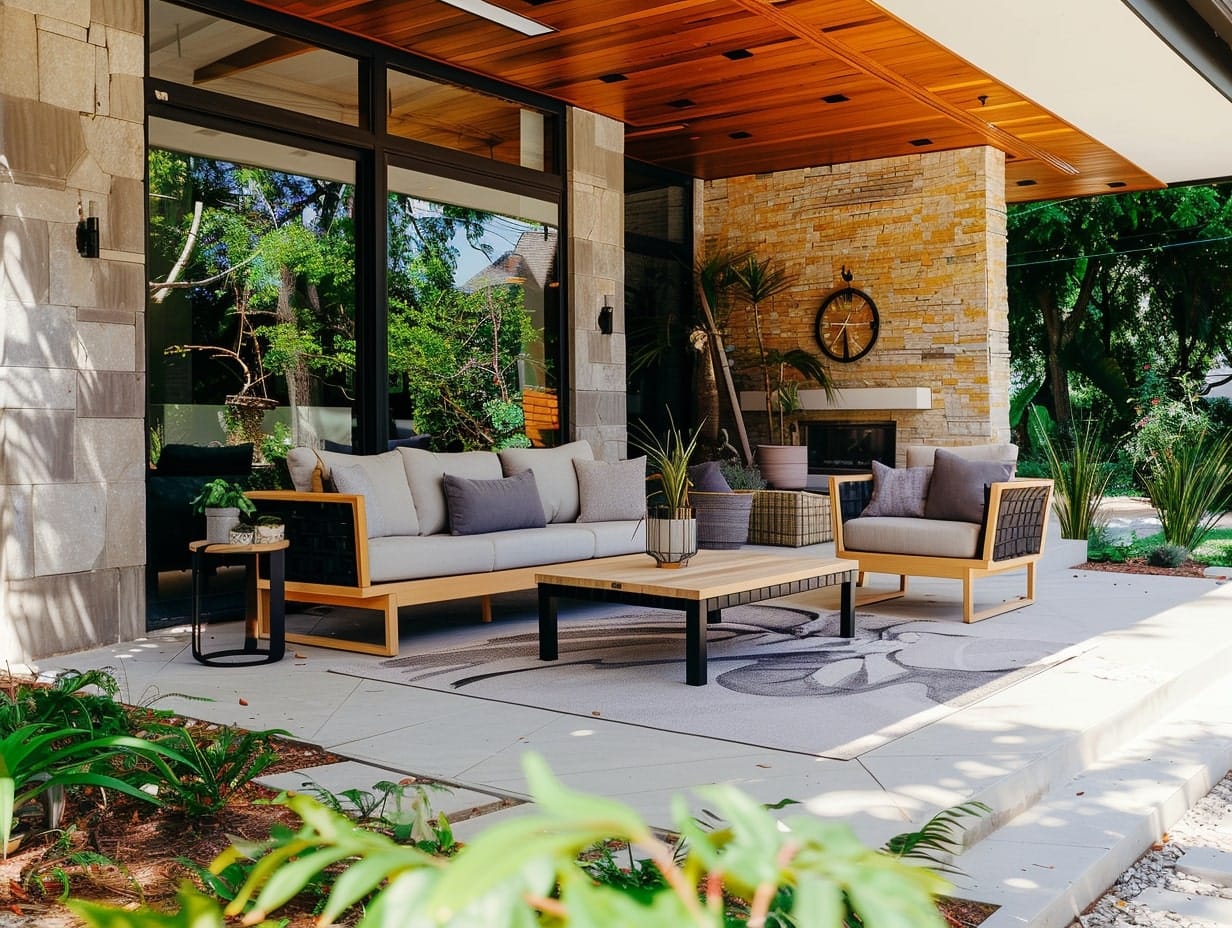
[598,294,614,334]
[76,201,99,259]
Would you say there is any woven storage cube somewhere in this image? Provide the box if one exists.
[748,490,833,546]
[691,490,756,549]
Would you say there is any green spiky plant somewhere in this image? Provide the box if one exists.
[1030,408,1114,540]
[630,409,704,512]
[1141,428,1232,551]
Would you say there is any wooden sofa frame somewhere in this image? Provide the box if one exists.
[828,475,1054,623]
[246,490,612,657]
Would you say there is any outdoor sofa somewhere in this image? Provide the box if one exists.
[246,441,647,656]
[829,444,1054,622]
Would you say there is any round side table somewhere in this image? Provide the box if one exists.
[189,539,288,666]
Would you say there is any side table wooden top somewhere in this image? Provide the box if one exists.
[189,539,289,555]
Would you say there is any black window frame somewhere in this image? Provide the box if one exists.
[144,0,568,453]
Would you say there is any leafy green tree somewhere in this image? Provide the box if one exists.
[1008,183,1232,431]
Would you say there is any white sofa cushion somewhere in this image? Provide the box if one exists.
[843,516,981,559]
[491,524,597,570]
[498,440,594,523]
[367,535,495,582]
[578,520,646,557]
[399,449,502,535]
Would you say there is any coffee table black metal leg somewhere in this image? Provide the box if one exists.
[538,584,558,661]
[840,576,855,638]
[685,602,707,686]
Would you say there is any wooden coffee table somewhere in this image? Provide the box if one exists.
[535,550,858,686]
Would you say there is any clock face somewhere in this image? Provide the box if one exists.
[814,287,880,362]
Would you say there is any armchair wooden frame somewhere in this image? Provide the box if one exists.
[829,475,1054,623]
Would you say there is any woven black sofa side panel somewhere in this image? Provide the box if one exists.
[837,480,873,523]
[251,499,360,587]
[991,485,1050,561]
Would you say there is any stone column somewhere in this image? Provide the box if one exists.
[1,0,147,666]
[566,108,626,461]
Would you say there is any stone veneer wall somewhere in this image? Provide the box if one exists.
[703,147,1011,458]
[1,0,146,666]
[566,108,626,461]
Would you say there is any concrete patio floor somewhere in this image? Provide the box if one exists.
[36,520,1232,928]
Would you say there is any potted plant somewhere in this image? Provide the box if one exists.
[631,411,703,568]
[190,478,257,544]
[229,522,255,545]
[729,254,835,489]
[255,514,285,544]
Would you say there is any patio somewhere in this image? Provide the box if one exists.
[36,520,1232,928]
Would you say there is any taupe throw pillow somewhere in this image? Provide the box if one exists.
[574,457,647,522]
[923,449,1014,524]
[860,460,932,518]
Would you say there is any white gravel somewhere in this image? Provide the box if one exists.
[1072,769,1232,928]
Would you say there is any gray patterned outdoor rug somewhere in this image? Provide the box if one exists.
[329,606,1079,759]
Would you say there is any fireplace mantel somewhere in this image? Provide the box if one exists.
[739,387,933,412]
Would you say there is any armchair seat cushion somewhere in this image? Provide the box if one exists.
[842,516,981,559]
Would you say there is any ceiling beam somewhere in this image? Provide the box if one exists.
[727,0,1079,176]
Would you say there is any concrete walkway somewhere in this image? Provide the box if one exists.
[36,521,1232,928]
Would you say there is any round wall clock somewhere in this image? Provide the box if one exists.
[814,287,880,363]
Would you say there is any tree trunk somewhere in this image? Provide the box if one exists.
[278,265,313,444]
[1039,291,1073,428]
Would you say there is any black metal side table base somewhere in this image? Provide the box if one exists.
[190,540,287,667]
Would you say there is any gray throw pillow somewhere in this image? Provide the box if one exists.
[329,463,386,538]
[923,449,1014,524]
[688,460,732,493]
[860,460,932,518]
[443,469,546,536]
[574,457,647,522]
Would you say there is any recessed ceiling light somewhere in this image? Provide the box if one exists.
[908,138,933,147]
[668,98,696,108]
[723,49,753,60]
[1107,181,1127,188]
[729,131,752,139]
[437,0,553,36]
[1016,179,1037,186]
[822,93,849,104]
[599,73,627,83]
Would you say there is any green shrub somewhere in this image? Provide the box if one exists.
[1146,544,1189,568]
[718,459,767,490]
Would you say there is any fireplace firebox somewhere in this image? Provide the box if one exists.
[805,421,896,475]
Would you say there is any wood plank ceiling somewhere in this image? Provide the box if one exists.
[254,0,1162,202]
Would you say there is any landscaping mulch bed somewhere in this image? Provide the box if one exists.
[1077,558,1226,579]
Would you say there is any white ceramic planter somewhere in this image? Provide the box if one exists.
[255,523,285,543]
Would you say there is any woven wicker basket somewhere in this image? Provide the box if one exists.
[691,490,756,549]
[747,490,833,546]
